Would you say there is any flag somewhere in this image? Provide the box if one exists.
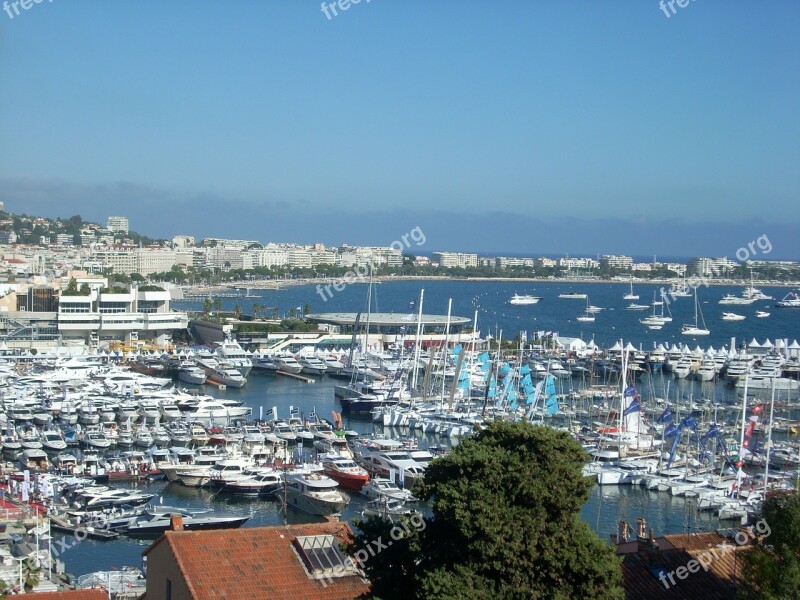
[678,415,698,430]
[623,398,641,416]
[656,406,673,424]
[519,365,531,376]
[664,423,679,438]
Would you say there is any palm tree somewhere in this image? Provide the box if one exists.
[271,307,279,320]
[252,303,261,319]
[233,305,242,320]
[202,297,212,317]
[303,303,311,315]
[288,308,297,319]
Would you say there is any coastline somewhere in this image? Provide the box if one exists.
[180,275,800,295]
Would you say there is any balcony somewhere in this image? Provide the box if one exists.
[144,312,189,330]
[58,315,101,331]
[100,314,145,331]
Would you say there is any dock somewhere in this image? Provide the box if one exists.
[49,514,120,539]
[276,371,315,384]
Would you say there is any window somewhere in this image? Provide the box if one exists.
[293,535,358,578]
[166,578,172,600]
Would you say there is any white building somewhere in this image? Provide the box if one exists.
[432,252,478,268]
[107,216,129,234]
[600,255,633,270]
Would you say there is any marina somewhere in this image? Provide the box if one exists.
[1,276,799,584]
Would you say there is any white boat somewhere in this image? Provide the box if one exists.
[178,365,206,385]
[184,399,251,425]
[40,430,68,453]
[509,294,541,305]
[719,293,755,305]
[623,276,639,300]
[776,291,800,308]
[283,472,349,516]
[298,355,328,375]
[214,339,253,376]
[755,311,770,318]
[721,312,746,321]
[360,477,417,502]
[208,364,247,388]
[558,291,587,299]
[576,297,595,322]
[681,288,710,336]
[274,355,303,374]
[625,303,649,311]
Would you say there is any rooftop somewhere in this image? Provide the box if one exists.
[144,522,370,600]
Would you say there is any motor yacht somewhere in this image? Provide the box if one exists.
[283,472,349,516]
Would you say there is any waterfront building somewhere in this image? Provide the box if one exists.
[687,257,739,278]
[432,251,479,268]
[0,280,188,349]
[600,255,634,270]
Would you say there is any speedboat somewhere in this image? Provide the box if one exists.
[755,311,770,318]
[509,294,541,305]
[361,497,422,523]
[283,472,349,516]
[221,469,283,496]
[776,291,800,308]
[361,477,417,502]
[124,506,249,536]
[722,312,746,321]
[40,430,68,453]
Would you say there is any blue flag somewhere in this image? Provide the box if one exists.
[656,406,673,424]
[623,398,641,416]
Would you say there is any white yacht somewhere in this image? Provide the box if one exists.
[214,339,252,376]
[208,364,247,388]
[509,294,541,305]
[183,399,251,425]
[274,355,303,374]
[298,355,328,375]
[283,472,349,516]
[178,365,206,385]
[721,312,746,321]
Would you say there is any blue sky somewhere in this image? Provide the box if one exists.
[1,1,798,257]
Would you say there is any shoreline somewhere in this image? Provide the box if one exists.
[180,275,800,295]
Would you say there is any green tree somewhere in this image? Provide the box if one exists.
[352,421,624,600]
[233,304,242,320]
[202,297,212,316]
[303,303,311,315]
[739,491,800,599]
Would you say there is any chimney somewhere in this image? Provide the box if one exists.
[636,518,647,540]
[170,514,184,531]
[617,521,629,544]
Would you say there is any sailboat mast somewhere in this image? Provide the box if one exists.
[764,375,776,494]
[410,289,425,391]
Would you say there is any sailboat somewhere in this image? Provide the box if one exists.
[640,291,672,328]
[577,297,596,322]
[681,288,710,336]
[623,275,639,301]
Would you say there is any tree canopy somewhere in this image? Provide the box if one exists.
[351,421,624,600]
[740,490,800,599]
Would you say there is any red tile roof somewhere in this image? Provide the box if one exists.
[21,592,110,600]
[620,531,754,599]
[145,522,371,600]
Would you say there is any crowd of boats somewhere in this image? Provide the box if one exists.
[2,325,799,546]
